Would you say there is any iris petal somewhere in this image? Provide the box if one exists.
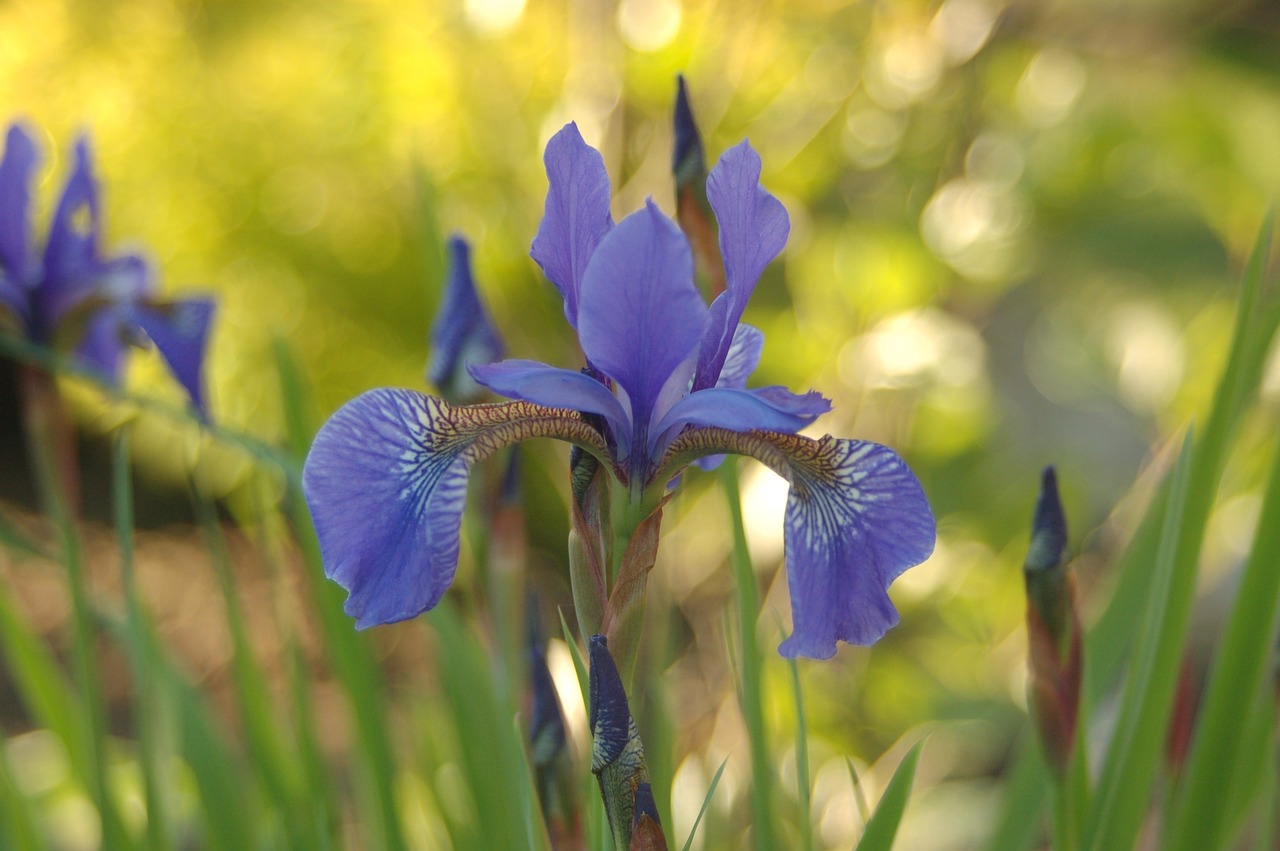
[428,236,505,402]
[470,359,630,441]
[41,137,108,327]
[578,200,708,443]
[530,123,614,328]
[132,298,216,415]
[0,124,37,318]
[656,428,935,659]
[778,438,935,658]
[303,389,608,627]
[694,142,789,390]
[715,323,764,391]
[653,385,829,460]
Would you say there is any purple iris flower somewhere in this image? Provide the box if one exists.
[303,123,935,659]
[0,123,214,413]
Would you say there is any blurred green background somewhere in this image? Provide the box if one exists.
[2,0,1279,847]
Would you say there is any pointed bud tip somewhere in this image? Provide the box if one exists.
[1026,465,1068,573]
[673,75,705,177]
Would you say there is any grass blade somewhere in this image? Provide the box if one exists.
[720,461,776,850]
[1166,424,1280,851]
[788,657,814,851]
[1085,430,1195,851]
[854,740,925,851]
[679,756,729,851]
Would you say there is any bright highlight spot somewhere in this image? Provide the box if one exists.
[464,0,527,35]
[618,0,682,52]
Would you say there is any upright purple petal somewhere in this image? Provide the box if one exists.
[77,307,129,385]
[693,142,789,391]
[132,298,215,415]
[428,235,506,403]
[304,390,608,627]
[530,123,614,328]
[655,428,935,659]
[40,136,104,329]
[715,323,764,391]
[0,124,37,318]
[578,201,708,453]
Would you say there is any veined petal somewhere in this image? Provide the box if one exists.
[716,323,764,390]
[694,142,788,390]
[531,123,614,328]
[131,298,216,415]
[0,124,37,307]
[303,390,607,628]
[428,235,505,402]
[657,428,935,659]
[578,200,708,442]
[470,359,630,443]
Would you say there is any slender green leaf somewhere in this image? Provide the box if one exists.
[1085,430,1195,851]
[720,461,776,851]
[788,658,814,851]
[1167,424,1280,851]
[855,740,925,851]
[113,430,173,851]
[679,757,729,851]
[0,729,50,851]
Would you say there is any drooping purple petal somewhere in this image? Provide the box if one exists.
[577,200,708,451]
[0,124,37,316]
[303,390,608,627]
[654,428,935,659]
[693,142,789,391]
[470,359,630,444]
[777,438,934,658]
[428,235,505,403]
[131,298,215,415]
[530,123,614,328]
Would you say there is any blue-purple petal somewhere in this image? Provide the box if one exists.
[578,200,708,444]
[428,235,506,402]
[530,123,614,328]
[40,136,104,327]
[303,389,472,628]
[778,439,935,659]
[470,359,630,442]
[653,386,829,458]
[0,124,37,313]
[715,323,764,391]
[132,298,215,415]
[694,142,789,390]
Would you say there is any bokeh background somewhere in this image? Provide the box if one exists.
[2,0,1279,848]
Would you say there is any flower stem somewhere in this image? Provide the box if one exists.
[720,461,776,850]
[18,365,126,850]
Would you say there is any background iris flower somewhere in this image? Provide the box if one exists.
[0,123,214,413]
[304,123,936,659]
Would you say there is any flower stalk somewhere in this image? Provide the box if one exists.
[1022,466,1087,849]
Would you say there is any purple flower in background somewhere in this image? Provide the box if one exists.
[0,123,214,413]
[303,123,935,659]
[427,235,505,404]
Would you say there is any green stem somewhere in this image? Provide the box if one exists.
[19,365,127,851]
[720,462,776,850]
[113,429,171,851]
